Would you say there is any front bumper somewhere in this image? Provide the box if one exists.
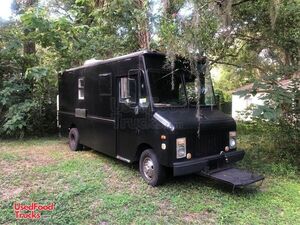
[173,150,245,176]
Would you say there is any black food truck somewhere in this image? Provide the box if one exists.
[58,50,264,187]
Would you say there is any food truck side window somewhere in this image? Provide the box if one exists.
[99,73,112,96]
[78,78,85,100]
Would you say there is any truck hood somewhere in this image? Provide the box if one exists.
[154,107,236,131]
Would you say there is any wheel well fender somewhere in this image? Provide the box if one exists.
[135,143,152,162]
[69,123,76,130]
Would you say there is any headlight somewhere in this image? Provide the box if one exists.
[176,137,186,159]
[229,138,236,148]
[229,131,237,149]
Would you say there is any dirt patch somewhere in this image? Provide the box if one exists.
[0,142,76,173]
[0,141,75,200]
[0,152,56,178]
[183,210,217,224]
[1,187,23,201]
[101,162,149,195]
[0,160,18,175]
[102,163,123,190]
[23,153,56,167]
[157,199,175,216]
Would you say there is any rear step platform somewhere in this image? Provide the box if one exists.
[200,167,264,188]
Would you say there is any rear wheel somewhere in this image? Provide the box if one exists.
[68,128,83,151]
[139,149,166,186]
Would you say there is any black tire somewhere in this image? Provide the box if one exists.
[139,149,166,186]
[68,128,83,151]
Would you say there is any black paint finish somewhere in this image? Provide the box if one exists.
[58,50,242,176]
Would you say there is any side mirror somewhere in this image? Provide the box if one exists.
[126,78,137,105]
[134,105,139,115]
[120,76,137,106]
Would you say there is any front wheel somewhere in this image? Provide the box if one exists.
[139,149,166,186]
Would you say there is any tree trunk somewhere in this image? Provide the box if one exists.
[23,28,36,55]
[94,0,105,7]
[135,0,150,49]
[138,30,150,49]
[21,0,36,55]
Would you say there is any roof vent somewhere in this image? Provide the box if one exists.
[83,58,103,65]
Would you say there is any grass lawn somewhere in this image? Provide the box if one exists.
[0,137,299,225]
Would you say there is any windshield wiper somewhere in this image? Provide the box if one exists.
[156,69,179,81]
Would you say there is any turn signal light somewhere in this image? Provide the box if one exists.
[160,135,167,140]
[187,153,192,159]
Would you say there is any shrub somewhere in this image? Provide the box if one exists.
[238,119,300,172]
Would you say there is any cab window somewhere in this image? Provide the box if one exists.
[119,77,137,105]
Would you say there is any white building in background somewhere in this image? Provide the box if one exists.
[231,83,265,121]
[232,73,300,121]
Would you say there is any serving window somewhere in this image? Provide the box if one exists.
[99,73,112,96]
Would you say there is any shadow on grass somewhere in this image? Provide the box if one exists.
[168,174,262,195]
[84,148,263,196]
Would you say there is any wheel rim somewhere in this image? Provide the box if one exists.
[69,132,76,148]
[70,133,75,141]
[143,157,154,181]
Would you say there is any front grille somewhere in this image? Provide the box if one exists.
[186,131,228,158]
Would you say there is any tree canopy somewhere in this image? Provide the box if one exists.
[0,0,299,137]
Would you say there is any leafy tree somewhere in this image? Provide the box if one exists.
[0,0,299,138]
[0,0,154,137]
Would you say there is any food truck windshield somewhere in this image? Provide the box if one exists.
[146,60,215,107]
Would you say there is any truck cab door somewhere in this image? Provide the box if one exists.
[116,70,149,162]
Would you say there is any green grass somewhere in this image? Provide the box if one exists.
[0,137,299,225]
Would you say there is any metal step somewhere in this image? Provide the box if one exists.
[200,166,264,187]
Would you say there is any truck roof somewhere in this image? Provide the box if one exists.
[65,50,165,72]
